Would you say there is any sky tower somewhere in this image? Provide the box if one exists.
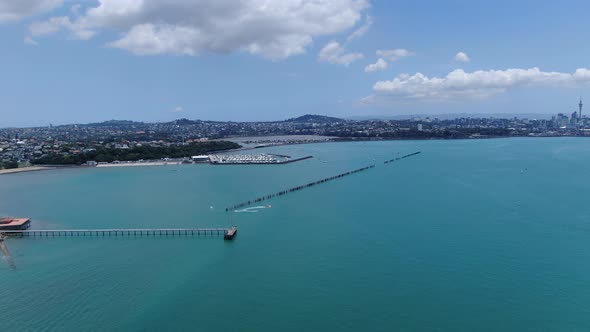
[580,97,583,118]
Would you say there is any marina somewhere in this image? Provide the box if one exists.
[209,153,313,165]
[1,139,589,331]
[88,153,314,168]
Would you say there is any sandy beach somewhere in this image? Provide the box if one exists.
[0,166,54,175]
[95,161,183,168]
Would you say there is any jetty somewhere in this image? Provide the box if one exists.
[0,227,238,240]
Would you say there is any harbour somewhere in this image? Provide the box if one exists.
[88,153,314,168]
[209,154,313,165]
[2,139,589,331]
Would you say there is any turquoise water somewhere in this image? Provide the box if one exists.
[1,138,590,331]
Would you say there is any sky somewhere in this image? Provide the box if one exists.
[1,0,590,127]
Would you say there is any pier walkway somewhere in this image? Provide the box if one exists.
[1,228,235,239]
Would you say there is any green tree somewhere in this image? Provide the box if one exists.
[2,161,19,169]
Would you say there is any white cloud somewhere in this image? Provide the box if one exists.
[318,41,363,66]
[170,106,184,113]
[364,58,388,73]
[70,4,81,16]
[29,16,69,36]
[0,0,63,23]
[28,0,370,60]
[29,16,95,40]
[376,49,413,62]
[364,67,590,103]
[347,15,372,42]
[24,36,38,45]
[454,51,470,62]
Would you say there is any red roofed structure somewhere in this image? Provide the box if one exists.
[0,217,31,230]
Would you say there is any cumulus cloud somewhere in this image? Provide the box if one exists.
[363,67,590,103]
[364,58,388,73]
[29,16,95,40]
[318,41,364,66]
[454,51,470,62]
[28,0,370,60]
[170,106,184,113]
[376,49,413,62]
[0,0,63,23]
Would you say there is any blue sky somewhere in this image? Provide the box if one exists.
[1,0,589,127]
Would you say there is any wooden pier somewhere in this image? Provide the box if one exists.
[0,227,238,240]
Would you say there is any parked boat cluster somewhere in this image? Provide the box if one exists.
[225,164,376,211]
[210,153,288,164]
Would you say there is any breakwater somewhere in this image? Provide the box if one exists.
[384,151,421,164]
[225,165,376,211]
[226,151,422,211]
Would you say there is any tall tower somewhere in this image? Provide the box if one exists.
[579,97,583,118]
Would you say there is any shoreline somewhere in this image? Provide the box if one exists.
[0,166,55,175]
[96,161,183,168]
[2,135,589,175]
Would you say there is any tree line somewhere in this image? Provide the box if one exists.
[0,161,19,169]
[33,141,240,165]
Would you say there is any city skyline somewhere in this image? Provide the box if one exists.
[1,0,590,127]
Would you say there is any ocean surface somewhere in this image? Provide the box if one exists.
[1,138,590,331]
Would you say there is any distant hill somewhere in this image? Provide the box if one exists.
[285,114,345,123]
[82,120,144,127]
[167,118,202,125]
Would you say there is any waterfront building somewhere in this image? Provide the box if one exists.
[191,155,210,163]
[0,217,31,230]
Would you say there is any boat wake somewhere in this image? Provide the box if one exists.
[0,240,16,270]
[234,205,272,213]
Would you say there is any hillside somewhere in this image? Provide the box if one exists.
[285,114,345,123]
